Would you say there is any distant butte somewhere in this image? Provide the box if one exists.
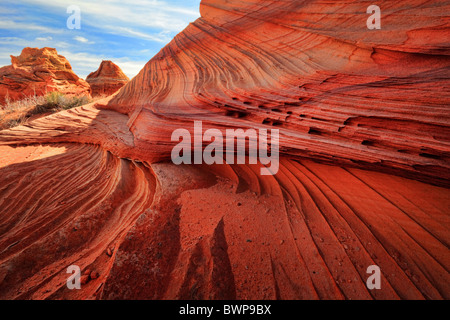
[86,60,129,97]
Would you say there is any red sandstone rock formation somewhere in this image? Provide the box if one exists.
[0,47,90,104]
[0,0,449,300]
[86,60,129,97]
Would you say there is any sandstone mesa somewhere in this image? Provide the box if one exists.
[0,47,90,104]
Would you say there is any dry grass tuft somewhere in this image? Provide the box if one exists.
[0,92,91,130]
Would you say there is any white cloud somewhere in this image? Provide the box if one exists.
[0,37,58,51]
[35,36,53,41]
[114,60,147,79]
[0,37,29,47]
[14,0,200,40]
[0,20,63,34]
[54,41,71,49]
[74,36,94,44]
[112,27,171,43]
[0,48,15,67]
[1,7,16,14]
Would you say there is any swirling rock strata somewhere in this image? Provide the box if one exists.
[101,160,450,300]
[0,143,155,299]
[0,0,449,300]
[107,0,450,187]
[0,148,448,300]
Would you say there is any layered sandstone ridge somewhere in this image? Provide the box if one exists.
[0,47,90,104]
[86,61,129,97]
[0,0,449,300]
[105,0,449,187]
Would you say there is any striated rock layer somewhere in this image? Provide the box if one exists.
[0,47,90,104]
[86,61,129,98]
[0,0,449,300]
[104,0,450,187]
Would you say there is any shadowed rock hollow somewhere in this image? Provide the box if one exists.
[0,0,449,300]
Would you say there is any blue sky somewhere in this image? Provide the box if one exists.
[0,0,201,79]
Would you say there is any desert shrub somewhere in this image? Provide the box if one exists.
[44,91,90,110]
[60,95,90,110]
[0,92,91,130]
[1,94,46,113]
[44,91,66,105]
